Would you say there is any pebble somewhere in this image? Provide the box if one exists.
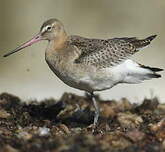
[38,127,50,136]
[0,109,11,118]
[117,112,143,128]
[126,129,145,142]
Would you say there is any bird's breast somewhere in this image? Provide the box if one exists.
[45,52,118,92]
[45,44,127,92]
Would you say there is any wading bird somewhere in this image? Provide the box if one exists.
[4,18,163,128]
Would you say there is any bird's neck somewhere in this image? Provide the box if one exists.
[46,31,69,62]
[52,31,68,50]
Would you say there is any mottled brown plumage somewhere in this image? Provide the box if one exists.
[69,35,157,68]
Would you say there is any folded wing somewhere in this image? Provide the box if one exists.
[69,35,157,69]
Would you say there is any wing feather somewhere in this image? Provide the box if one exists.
[69,35,156,68]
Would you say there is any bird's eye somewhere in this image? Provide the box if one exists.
[46,26,52,31]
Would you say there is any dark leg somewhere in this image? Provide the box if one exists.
[90,92,99,126]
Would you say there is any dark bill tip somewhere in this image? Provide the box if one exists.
[3,33,42,58]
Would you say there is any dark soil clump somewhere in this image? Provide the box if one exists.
[0,92,164,152]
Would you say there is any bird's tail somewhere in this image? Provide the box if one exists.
[139,64,163,78]
[131,35,157,49]
[123,60,163,84]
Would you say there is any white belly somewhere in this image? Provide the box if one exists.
[59,59,149,92]
[46,59,118,92]
[53,65,123,92]
[46,57,146,93]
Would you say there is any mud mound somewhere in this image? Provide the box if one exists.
[0,92,164,152]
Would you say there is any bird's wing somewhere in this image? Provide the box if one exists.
[69,35,156,68]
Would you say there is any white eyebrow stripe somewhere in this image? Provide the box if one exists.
[42,25,51,33]
[41,27,47,33]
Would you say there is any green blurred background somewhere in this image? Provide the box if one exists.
[0,0,165,102]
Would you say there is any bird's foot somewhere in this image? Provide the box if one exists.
[87,123,103,134]
[87,124,97,133]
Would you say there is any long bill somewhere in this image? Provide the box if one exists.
[3,33,42,57]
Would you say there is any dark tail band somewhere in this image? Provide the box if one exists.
[139,64,163,79]
[140,64,163,72]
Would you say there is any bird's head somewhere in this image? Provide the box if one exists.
[3,18,66,57]
[40,18,66,41]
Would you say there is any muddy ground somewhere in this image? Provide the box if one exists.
[0,92,164,152]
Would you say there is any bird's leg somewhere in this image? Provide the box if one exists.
[90,92,99,127]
